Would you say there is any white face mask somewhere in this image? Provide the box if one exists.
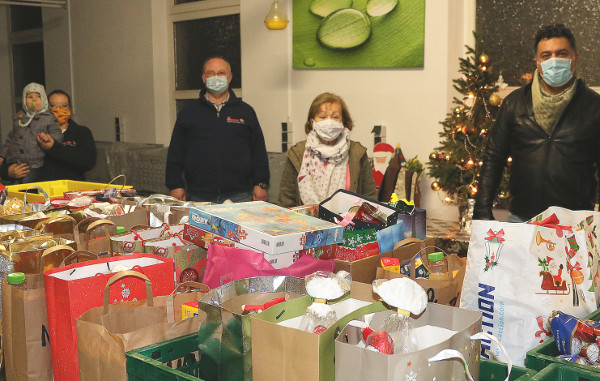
[312,119,345,141]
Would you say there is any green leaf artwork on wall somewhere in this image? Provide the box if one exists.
[293,0,425,69]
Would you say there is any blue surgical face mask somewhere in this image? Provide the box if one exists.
[540,57,573,87]
[205,75,229,94]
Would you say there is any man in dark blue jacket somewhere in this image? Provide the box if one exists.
[166,55,270,203]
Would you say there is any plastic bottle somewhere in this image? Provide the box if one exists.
[7,272,26,289]
[427,252,449,280]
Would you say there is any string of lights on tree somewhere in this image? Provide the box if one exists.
[427,34,511,206]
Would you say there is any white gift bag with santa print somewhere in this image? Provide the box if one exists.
[460,207,600,366]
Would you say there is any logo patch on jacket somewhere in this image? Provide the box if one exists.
[63,140,77,147]
[226,116,245,124]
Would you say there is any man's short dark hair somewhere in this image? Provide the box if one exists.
[48,89,72,108]
[202,55,231,73]
[534,24,576,53]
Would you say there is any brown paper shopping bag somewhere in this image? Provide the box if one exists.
[251,282,387,381]
[74,217,116,256]
[376,242,466,307]
[34,214,77,241]
[76,272,208,381]
[1,245,75,381]
[2,275,52,381]
[334,303,482,380]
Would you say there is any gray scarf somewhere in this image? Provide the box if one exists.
[531,69,576,135]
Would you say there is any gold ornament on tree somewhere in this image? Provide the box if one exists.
[479,54,489,64]
[498,190,510,199]
[431,181,441,191]
[489,94,502,106]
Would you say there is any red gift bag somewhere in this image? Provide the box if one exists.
[44,253,175,381]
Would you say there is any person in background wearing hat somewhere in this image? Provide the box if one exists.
[0,82,62,183]
[278,92,377,207]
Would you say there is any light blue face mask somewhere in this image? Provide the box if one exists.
[205,75,229,94]
[540,57,573,87]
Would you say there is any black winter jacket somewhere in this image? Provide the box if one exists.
[40,119,97,181]
[165,90,269,197]
[474,79,600,220]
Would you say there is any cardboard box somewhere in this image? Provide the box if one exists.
[319,189,398,231]
[183,223,303,269]
[335,229,380,261]
[335,237,434,284]
[182,300,199,320]
[183,223,336,260]
[189,201,343,254]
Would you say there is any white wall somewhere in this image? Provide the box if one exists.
[69,0,157,143]
[242,0,474,220]
[42,6,71,97]
[0,0,475,220]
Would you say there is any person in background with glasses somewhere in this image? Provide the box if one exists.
[166,55,270,203]
[35,89,97,180]
[0,82,62,183]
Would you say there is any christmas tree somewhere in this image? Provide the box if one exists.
[427,34,510,206]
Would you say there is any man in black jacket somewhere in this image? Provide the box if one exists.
[36,90,97,181]
[474,24,600,222]
[166,55,270,203]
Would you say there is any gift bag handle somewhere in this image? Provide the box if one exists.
[166,281,210,323]
[428,332,511,381]
[85,219,116,246]
[22,186,51,213]
[39,245,75,273]
[34,214,76,231]
[104,174,127,191]
[103,270,153,313]
[393,237,424,250]
[60,250,98,267]
[87,219,116,233]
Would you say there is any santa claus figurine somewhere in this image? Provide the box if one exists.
[372,142,395,189]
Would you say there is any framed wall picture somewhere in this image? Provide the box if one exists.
[293,0,426,69]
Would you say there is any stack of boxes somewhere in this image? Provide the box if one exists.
[183,201,343,269]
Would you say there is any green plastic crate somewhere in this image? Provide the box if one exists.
[526,308,600,373]
[126,333,204,381]
[530,362,600,380]
[480,359,536,380]
[127,334,536,381]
